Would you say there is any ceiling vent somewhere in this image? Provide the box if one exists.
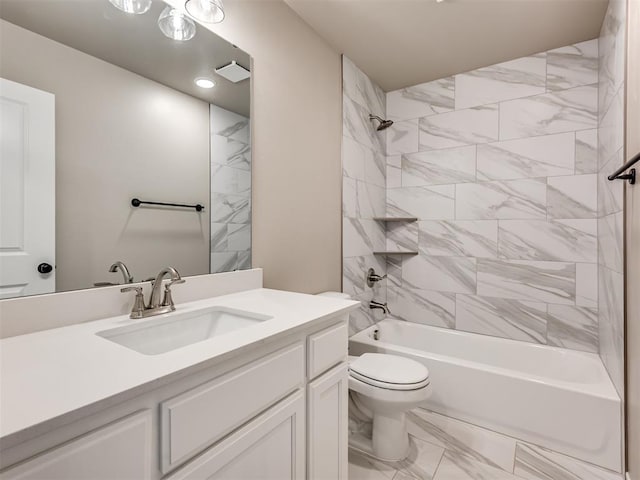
[215,61,250,83]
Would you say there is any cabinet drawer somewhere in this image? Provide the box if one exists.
[166,391,305,480]
[0,411,152,480]
[307,321,348,379]
[161,342,304,472]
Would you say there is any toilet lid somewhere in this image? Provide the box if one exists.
[349,353,429,390]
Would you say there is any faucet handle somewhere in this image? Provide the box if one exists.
[161,279,185,308]
[121,286,146,318]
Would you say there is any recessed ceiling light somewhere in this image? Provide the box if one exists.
[158,6,196,41]
[185,0,225,24]
[109,0,152,14]
[195,78,215,89]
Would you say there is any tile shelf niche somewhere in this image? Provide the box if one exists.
[373,251,419,256]
[373,217,418,222]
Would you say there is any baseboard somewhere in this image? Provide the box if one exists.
[627,472,632,480]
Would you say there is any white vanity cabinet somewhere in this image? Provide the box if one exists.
[0,316,349,480]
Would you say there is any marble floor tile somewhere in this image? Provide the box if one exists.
[513,443,622,480]
[407,409,517,472]
[387,77,455,121]
[432,450,519,480]
[349,449,398,480]
[386,436,446,480]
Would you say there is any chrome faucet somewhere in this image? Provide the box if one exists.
[366,268,387,288]
[121,267,185,319]
[109,261,134,284]
[370,300,389,315]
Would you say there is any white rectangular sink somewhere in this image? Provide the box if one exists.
[97,307,273,355]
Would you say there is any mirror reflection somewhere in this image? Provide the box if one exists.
[0,0,252,299]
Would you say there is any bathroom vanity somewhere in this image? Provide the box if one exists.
[0,286,358,479]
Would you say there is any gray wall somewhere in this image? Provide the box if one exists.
[0,19,211,291]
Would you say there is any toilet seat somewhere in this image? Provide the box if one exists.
[349,353,429,391]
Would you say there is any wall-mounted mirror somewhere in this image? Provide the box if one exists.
[0,0,252,299]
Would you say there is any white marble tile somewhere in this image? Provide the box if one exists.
[455,54,546,109]
[211,193,250,223]
[514,443,622,480]
[343,55,386,117]
[210,104,250,142]
[227,223,251,251]
[547,175,597,219]
[598,212,624,274]
[598,86,625,170]
[357,181,386,219]
[598,0,626,120]
[403,255,476,294]
[342,135,386,188]
[433,451,520,480]
[343,177,358,218]
[476,133,574,181]
[387,77,455,121]
[387,222,419,252]
[210,223,227,252]
[575,129,598,174]
[344,95,385,153]
[388,185,455,220]
[387,155,402,188]
[210,252,237,274]
[575,263,598,308]
[211,164,251,195]
[499,85,597,140]
[455,179,546,220]
[419,220,498,258]
[598,266,624,396]
[348,449,397,480]
[497,219,597,263]
[387,285,456,328]
[455,295,547,344]
[419,105,499,151]
[389,436,445,480]
[343,218,385,257]
[237,250,251,270]
[387,119,419,155]
[211,135,251,170]
[547,305,598,353]
[546,39,599,91]
[598,149,624,217]
[407,409,517,473]
[477,259,575,305]
[402,146,476,186]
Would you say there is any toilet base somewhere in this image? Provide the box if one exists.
[348,411,411,462]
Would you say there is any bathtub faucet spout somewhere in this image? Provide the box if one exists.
[370,300,389,315]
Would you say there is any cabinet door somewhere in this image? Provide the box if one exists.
[0,411,152,480]
[167,391,305,480]
[307,363,348,480]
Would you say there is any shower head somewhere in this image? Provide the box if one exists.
[369,114,394,131]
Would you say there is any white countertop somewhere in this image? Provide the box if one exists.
[0,288,359,443]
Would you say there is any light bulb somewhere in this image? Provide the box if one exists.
[195,78,215,88]
[109,0,152,14]
[185,0,225,23]
[158,6,196,41]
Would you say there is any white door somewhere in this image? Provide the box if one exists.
[0,78,55,299]
[307,363,349,480]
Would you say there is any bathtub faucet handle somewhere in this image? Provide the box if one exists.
[366,268,387,288]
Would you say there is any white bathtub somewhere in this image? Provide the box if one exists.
[349,319,622,472]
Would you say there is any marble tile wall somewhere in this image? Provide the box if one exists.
[384,39,603,353]
[342,56,388,334]
[210,104,252,273]
[597,0,626,398]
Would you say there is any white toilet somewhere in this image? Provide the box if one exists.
[317,292,432,461]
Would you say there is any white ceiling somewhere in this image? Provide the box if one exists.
[284,0,609,92]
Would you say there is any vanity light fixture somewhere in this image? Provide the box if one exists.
[108,0,152,14]
[184,0,225,24]
[195,77,215,88]
[158,6,196,41]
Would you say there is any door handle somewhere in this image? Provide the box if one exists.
[37,263,53,274]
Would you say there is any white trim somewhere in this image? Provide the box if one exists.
[627,472,632,480]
